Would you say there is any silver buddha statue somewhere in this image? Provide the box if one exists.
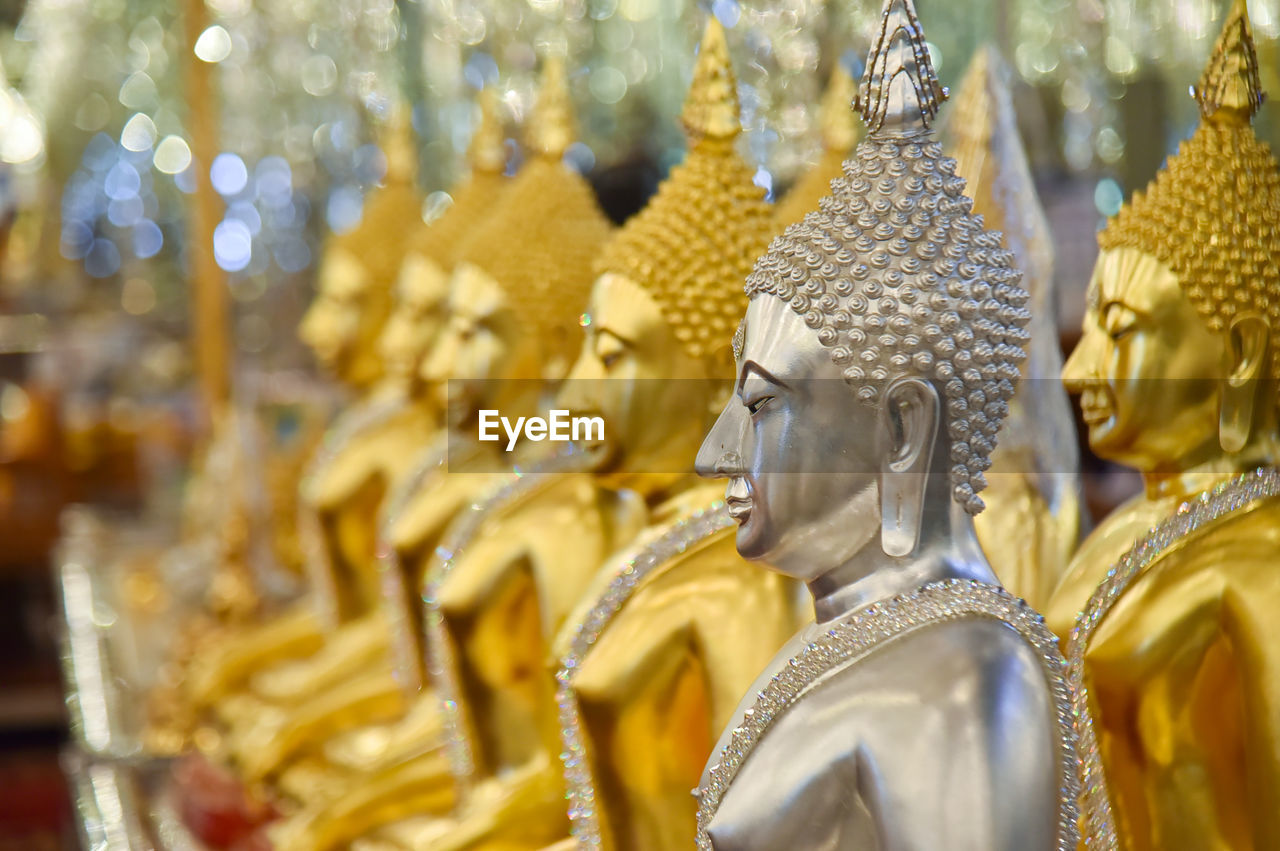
[692,1,1085,847]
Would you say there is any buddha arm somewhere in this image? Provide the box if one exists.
[186,605,325,708]
[271,749,456,851]
[573,549,797,851]
[234,666,405,783]
[249,611,391,704]
[1087,518,1280,850]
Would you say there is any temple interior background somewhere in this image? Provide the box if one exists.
[0,0,1272,846]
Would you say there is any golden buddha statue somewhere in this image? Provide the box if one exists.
[547,20,800,851]
[263,61,621,849]
[219,95,516,782]
[186,110,427,714]
[946,46,1082,608]
[1046,2,1280,845]
[773,63,859,228]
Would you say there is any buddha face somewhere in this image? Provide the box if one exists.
[420,262,543,428]
[299,246,388,387]
[695,296,881,579]
[377,252,450,385]
[1063,247,1228,473]
[559,273,722,483]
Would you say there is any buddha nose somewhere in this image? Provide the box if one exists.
[696,400,746,478]
[1061,328,1102,395]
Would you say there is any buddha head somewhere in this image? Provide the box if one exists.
[377,91,510,392]
[696,0,1030,578]
[376,253,451,388]
[420,58,613,432]
[559,19,774,490]
[1063,0,1280,482]
[300,111,423,391]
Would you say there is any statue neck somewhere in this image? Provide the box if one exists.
[1141,411,1280,501]
[808,478,998,624]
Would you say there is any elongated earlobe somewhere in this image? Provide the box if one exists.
[880,378,940,557]
[1220,315,1269,454]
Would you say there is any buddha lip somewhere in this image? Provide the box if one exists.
[725,496,752,521]
[1081,406,1111,425]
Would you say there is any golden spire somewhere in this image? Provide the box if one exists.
[527,55,574,158]
[456,60,612,361]
[1099,0,1280,350]
[855,0,948,137]
[1193,0,1265,122]
[413,88,510,271]
[596,16,772,367]
[381,104,419,186]
[681,17,741,140]
[947,46,1053,298]
[820,63,859,152]
[469,87,508,174]
[774,63,861,227]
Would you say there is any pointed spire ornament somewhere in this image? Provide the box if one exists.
[820,63,860,153]
[775,63,862,227]
[681,18,742,140]
[855,0,948,137]
[380,104,419,186]
[469,87,508,174]
[1193,0,1265,121]
[595,16,772,367]
[454,58,612,363]
[1099,0,1280,345]
[413,88,510,272]
[528,55,575,158]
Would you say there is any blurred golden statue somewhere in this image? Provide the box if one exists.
[265,60,622,849]
[185,110,429,720]
[215,95,516,785]
[547,20,799,851]
[946,46,1082,609]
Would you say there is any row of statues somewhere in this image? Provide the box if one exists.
[153,0,1280,847]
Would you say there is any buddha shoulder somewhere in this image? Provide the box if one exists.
[708,619,1057,850]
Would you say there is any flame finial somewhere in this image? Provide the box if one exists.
[527,55,575,158]
[381,104,419,184]
[468,88,507,174]
[681,18,742,140]
[820,63,859,151]
[854,0,948,137]
[1192,0,1265,122]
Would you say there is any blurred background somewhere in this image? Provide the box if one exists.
[0,0,1276,846]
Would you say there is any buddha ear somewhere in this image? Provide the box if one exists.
[1219,314,1270,454]
[879,377,940,558]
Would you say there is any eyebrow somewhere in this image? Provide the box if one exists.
[738,360,790,393]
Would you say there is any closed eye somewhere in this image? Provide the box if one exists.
[746,395,774,415]
[1101,303,1139,340]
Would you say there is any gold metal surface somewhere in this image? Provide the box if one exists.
[1048,2,1280,846]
